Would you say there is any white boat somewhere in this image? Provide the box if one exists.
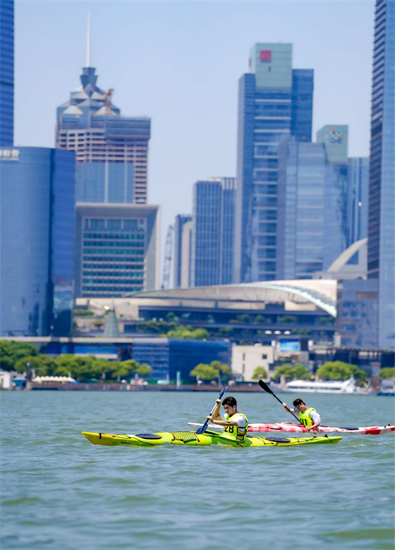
[283,378,371,394]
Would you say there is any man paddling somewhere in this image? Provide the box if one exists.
[282,398,321,432]
[207,396,248,441]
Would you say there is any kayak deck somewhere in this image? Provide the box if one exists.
[82,430,342,448]
[248,422,395,435]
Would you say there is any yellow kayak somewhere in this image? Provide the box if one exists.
[82,430,342,448]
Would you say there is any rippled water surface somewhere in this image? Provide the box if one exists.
[1,391,395,550]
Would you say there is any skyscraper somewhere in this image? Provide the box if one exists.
[277,140,348,279]
[0,147,75,336]
[191,178,236,287]
[173,214,192,288]
[367,0,395,348]
[56,53,150,204]
[0,0,14,146]
[234,44,314,283]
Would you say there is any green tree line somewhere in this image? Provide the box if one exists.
[0,340,150,381]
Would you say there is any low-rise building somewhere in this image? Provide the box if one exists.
[232,344,275,382]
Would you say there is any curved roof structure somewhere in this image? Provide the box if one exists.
[127,279,337,317]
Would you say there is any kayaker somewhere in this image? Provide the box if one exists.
[282,398,321,431]
[207,396,249,441]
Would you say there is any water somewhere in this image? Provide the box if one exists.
[1,391,394,550]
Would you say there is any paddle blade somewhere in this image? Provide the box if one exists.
[259,380,273,395]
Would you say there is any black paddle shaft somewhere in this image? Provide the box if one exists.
[258,380,300,423]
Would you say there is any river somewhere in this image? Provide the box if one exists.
[1,391,394,550]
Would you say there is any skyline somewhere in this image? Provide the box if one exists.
[14,0,375,256]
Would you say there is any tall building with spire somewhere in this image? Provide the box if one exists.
[55,15,150,204]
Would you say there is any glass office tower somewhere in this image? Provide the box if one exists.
[368,0,395,349]
[74,203,160,297]
[0,0,14,146]
[56,65,150,204]
[277,140,348,279]
[234,44,314,283]
[0,147,75,336]
[191,178,236,287]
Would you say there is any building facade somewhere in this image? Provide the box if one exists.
[74,203,160,297]
[367,0,395,348]
[56,65,150,205]
[0,0,14,146]
[0,147,75,336]
[191,178,236,287]
[173,214,192,288]
[277,140,348,279]
[347,157,369,245]
[234,43,314,283]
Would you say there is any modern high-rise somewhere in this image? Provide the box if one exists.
[173,214,192,288]
[367,0,395,349]
[74,203,160,297]
[0,147,75,336]
[0,0,14,146]
[277,140,348,279]
[234,44,314,283]
[191,178,236,287]
[56,64,150,204]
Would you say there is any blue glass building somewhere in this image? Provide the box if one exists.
[0,147,75,336]
[191,178,236,287]
[173,214,192,288]
[56,65,150,205]
[277,140,348,279]
[234,44,314,283]
[0,0,14,146]
[367,0,395,349]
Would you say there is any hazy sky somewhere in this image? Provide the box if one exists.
[15,0,375,274]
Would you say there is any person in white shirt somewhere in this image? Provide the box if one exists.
[282,398,321,431]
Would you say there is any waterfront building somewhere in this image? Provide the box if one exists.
[367,0,395,349]
[0,147,75,336]
[234,43,314,283]
[173,214,192,288]
[232,344,275,382]
[277,140,348,279]
[56,60,150,204]
[0,0,14,146]
[191,178,236,287]
[74,203,160,297]
[316,125,348,164]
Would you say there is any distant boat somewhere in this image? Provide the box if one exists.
[283,378,371,394]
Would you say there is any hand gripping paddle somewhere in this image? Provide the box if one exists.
[196,386,228,435]
[258,380,300,423]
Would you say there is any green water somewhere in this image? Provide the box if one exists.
[1,391,395,550]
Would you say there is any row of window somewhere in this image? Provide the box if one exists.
[83,249,145,255]
[83,233,145,240]
[83,241,145,249]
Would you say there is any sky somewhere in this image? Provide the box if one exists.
[14,0,375,277]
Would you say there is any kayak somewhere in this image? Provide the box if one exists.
[188,422,395,436]
[82,430,341,447]
[248,422,395,435]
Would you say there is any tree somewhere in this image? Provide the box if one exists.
[210,360,232,383]
[378,368,395,379]
[255,315,265,324]
[252,366,268,380]
[190,364,219,381]
[0,340,39,371]
[272,363,311,381]
[237,314,250,324]
[316,361,366,382]
[278,315,298,324]
[14,355,56,377]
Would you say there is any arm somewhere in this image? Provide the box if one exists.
[212,399,222,421]
[306,411,321,432]
[282,402,294,413]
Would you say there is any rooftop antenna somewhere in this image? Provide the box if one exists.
[86,10,91,67]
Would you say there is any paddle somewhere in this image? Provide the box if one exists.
[196,386,228,435]
[258,380,300,423]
